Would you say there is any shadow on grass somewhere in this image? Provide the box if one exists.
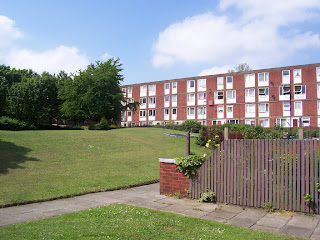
[0,139,40,174]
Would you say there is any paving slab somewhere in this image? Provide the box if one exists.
[278,225,314,238]
[195,203,220,212]
[161,203,193,213]
[201,214,227,223]
[181,209,209,218]
[255,213,292,229]
[201,209,240,220]
[286,215,320,229]
[250,224,280,233]
[226,217,257,228]
[233,208,267,221]
[310,233,320,240]
[155,197,184,205]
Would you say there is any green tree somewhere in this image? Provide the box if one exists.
[228,63,251,73]
[6,72,59,124]
[59,58,136,124]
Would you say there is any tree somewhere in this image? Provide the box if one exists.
[59,58,135,124]
[228,63,251,73]
[6,72,59,124]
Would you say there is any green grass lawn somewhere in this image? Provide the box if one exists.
[0,204,301,240]
[0,128,207,206]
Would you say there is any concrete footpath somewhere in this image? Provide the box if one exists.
[1,183,320,239]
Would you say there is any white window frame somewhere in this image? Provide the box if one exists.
[245,104,255,118]
[245,88,255,102]
[148,109,156,117]
[283,102,291,116]
[187,93,195,106]
[279,86,290,101]
[197,106,206,116]
[214,91,224,104]
[139,110,146,117]
[226,90,236,104]
[245,73,255,88]
[294,85,306,100]
[140,85,147,97]
[226,105,233,118]
[245,119,256,126]
[293,69,302,84]
[197,92,206,106]
[172,94,177,107]
[217,77,224,90]
[302,118,310,127]
[318,84,320,99]
[197,79,206,91]
[127,87,132,97]
[139,97,146,109]
[148,97,156,105]
[258,72,269,87]
[317,67,320,82]
[226,76,233,89]
[148,84,156,96]
[187,107,195,119]
[258,87,269,102]
[282,70,290,84]
[187,80,195,92]
[258,103,269,117]
[294,101,302,116]
[164,95,170,107]
[172,82,177,94]
[217,105,224,119]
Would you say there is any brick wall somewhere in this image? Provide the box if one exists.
[159,159,190,197]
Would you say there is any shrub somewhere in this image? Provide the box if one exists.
[0,116,29,131]
[180,120,201,133]
[175,155,207,178]
[196,125,223,146]
[198,190,215,203]
[90,117,110,130]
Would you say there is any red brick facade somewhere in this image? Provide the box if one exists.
[121,63,320,128]
[159,161,190,197]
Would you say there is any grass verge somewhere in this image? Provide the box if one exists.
[0,204,302,239]
[0,128,207,206]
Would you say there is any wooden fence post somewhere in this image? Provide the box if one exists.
[186,131,190,156]
[224,127,229,140]
[298,128,303,140]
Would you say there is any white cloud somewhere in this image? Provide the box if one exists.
[0,15,22,48]
[5,46,90,74]
[101,52,112,61]
[199,65,233,76]
[152,0,320,72]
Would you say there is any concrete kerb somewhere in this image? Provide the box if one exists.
[1,183,320,239]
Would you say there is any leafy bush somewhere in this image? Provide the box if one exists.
[175,155,207,178]
[89,117,110,130]
[179,120,201,133]
[196,125,223,146]
[198,190,215,203]
[0,116,29,131]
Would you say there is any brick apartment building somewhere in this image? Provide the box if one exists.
[120,63,320,128]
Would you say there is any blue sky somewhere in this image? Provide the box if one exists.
[0,0,320,85]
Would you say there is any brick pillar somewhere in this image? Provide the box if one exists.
[159,158,190,197]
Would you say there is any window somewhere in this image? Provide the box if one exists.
[164,83,170,90]
[187,107,195,115]
[172,95,177,102]
[245,119,255,125]
[228,119,239,124]
[215,91,224,100]
[148,109,156,116]
[128,98,134,103]
[172,82,177,89]
[164,95,170,102]
[246,104,255,113]
[227,106,233,112]
[318,84,320,98]
[198,106,206,115]
[245,74,255,87]
[187,93,195,102]
[317,67,320,81]
[279,86,291,100]
[217,77,224,89]
[139,98,146,104]
[259,103,269,113]
[128,111,132,117]
[245,88,255,97]
[172,108,177,115]
[164,109,169,115]
[294,85,305,95]
[293,69,301,83]
[128,87,132,94]
[226,76,233,89]
[258,72,269,82]
[149,84,156,95]
[197,79,206,88]
[258,88,269,96]
[148,97,155,104]
[283,102,290,112]
[198,92,206,100]
[188,80,195,88]
[282,70,290,84]
[218,105,224,113]
[226,90,236,99]
[122,88,126,93]
[139,110,146,117]
[140,85,147,94]
[302,118,310,127]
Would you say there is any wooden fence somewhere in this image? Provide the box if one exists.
[190,139,320,214]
